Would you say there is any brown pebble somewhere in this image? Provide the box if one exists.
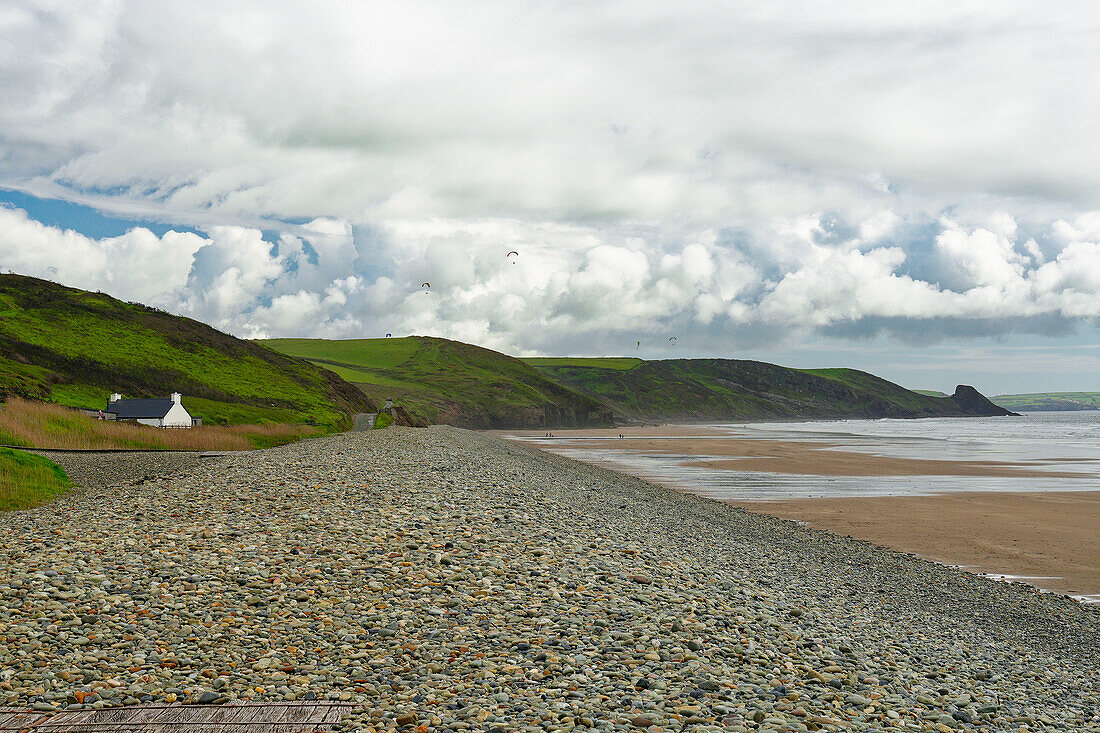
[630,715,655,727]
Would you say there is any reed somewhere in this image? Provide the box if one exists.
[0,398,317,451]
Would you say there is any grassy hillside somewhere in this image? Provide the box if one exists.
[260,337,614,429]
[530,359,1013,423]
[0,274,373,428]
[993,392,1100,411]
[0,447,70,511]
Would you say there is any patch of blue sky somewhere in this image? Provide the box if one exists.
[0,189,203,239]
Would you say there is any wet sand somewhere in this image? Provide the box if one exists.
[504,426,1093,478]
[734,491,1100,602]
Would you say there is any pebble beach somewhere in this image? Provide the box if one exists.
[2,427,1098,732]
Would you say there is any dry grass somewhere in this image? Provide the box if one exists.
[0,398,318,451]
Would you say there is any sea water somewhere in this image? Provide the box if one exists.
[520,411,1100,501]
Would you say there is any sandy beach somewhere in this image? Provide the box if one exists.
[734,491,1100,602]
[503,424,1100,602]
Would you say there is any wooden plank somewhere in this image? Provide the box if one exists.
[104,704,163,733]
[319,703,349,724]
[267,703,327,732]
[185,703,247,733]
[199,703,272,732]
[12,702,357,732]
[0,711,51,732]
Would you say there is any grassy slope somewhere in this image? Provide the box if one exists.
[798,368,956,413]
[0,447,70,511]
[260,337,614,429]
[522,357,643,371]
[0,274,373,428]
[992,392,1100,411]
[532,359,996,423]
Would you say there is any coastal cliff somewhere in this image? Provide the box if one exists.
[529,359,1018,424]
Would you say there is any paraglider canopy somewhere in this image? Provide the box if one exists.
[506,250,519,264]
[668,337,677,342]
[385,333,392,338]
[421,282,431,288]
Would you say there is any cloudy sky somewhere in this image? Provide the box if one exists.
[2,0,1099,394]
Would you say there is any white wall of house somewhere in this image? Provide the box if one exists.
[135,418,164,427]
[161,401,193,428]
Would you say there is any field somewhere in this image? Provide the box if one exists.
[521,357,643,371]
[259,337,613,428]
[0,447,70,510]
[993,392,1100,411]
[0,274,372,429]
[0,398,317,450]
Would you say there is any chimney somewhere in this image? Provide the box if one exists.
[171,392,182,404]
[110,393,122,403]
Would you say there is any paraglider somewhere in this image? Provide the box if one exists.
[506,250,519,264]
[668,337,677,345]
[386,333,392,338]
[421,282,431,294]
[636,340,641,350]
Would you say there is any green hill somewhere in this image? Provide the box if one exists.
[993,392,1100,411]
[259,337,614,429]
[0,274,373,428]
[525,358,1014,423]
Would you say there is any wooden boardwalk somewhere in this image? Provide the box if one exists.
[0,703,355,732]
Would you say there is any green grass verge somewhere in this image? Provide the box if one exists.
[373,412,394,430]
[0,447,71,510]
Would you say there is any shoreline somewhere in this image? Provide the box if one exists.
[501,424,1100,603]
[730,490,1100,603]
[499,424,1097,479]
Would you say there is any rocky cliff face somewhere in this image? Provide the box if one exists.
[951,385,1020,416]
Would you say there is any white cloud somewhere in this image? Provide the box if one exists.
[0,205,204,302]
[4,1,1100,226]
[1,2,1100,364]
[3,204,1100,355]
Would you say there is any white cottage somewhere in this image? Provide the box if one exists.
[106,392,195,428]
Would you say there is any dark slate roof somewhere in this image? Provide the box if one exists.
[106,399,175,419]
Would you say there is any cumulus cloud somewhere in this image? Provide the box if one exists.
[2,2,1100,368]
[0,205,205,303]
[3,203,1098,359]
